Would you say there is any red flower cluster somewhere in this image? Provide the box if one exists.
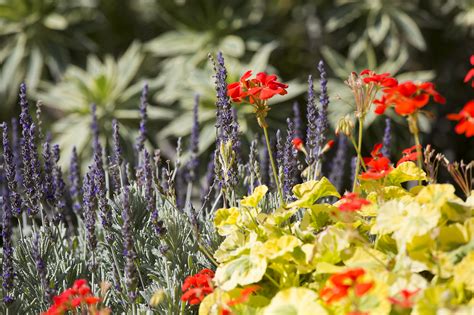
[227,71,288,104]
[42,279,103,315]
[447,99,474,138]
[360,69,398,88]
[388,289,420,308]
[374,81,445,116]
[338,193,371,212]
[181,269,215,305]
[396,145,421,166]
[320,268,374,304]
[360,143,393,180]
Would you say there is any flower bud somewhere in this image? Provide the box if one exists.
[336,116,354,137]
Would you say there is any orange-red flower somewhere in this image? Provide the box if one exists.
[360,143,393,180]
[42,279,104,315]
[396,145,422,166]
[447,100,474,138]
[360,69,398,88]
[374,81,445,116]
[338,193,371,212]
[388,289,420,308]
[227,71,288,104]
[292,137,304,151]
[181,269,215,305]
[464,55,474,87]
[320,268,374,304]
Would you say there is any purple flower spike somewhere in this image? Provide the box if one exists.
[329,134,348,193]
[382,118,391,158]
[136,83,149,154]
[1,123,22,217]
[82,170,97,252]
[42,133,54,202]
[315,60,330,170]
[283,118,298,198]
[1,190,14,304]
[122,186,138,301]
[305,75,318,168]
[69,147,82,214]
[292,101,303,139]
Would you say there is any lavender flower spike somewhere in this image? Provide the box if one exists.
[186,94,200,183]
[315,60,329,159]
[382,118,391,158]
[292,101,303,139]
[136,83,149,154]
[1,123,22,217]
[52,144,66,224]
[305,75,318,169]
[26,123,42,216]
[82,170,97,253]
[32,232,53,301]
[283,119,298,198]
[110,119,122,191]
[122,186,138,301]
[42,133,54,202]
[69,147,82,213]
[329,134,348,193]
[1,189,14,303]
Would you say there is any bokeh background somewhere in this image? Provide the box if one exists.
[1,0,473,171]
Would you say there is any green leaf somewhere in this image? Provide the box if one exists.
[368,13,391,46]
[386,162,427,186]
[288,178,340,208]
[371,199,440,246]
[241,185,268,208]
[263,288,327,315]
[219,35,245,58]
[392,9,426,51]
[214,255,267,291]
[214,207,241,236]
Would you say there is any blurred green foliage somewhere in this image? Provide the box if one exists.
[0,0,473,162]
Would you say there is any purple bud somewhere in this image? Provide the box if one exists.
[32,232,54,301]
[52,144,66,224]
[110,119,122,191]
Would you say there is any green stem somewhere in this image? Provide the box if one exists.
[263,126,284,205]
[352,117,364,192]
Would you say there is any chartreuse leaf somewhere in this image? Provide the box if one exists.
[214,254,267,291]
[415,184,456,208]
[371,200,440,246]
[199,290,231,315]
[453,252,474,291]
[214,231,259,263]
[315,226,351,264]
[302,204,335,230]
[214,207,240,236]
[199,288,268,315]
[344,247,388,274]
[263,288,327,315]
[259,235,302,260]
[288,178,340,208]
[386,162,427,186]
[241,185,268,208]
[438,223,469,251]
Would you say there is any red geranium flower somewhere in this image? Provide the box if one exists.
[360,69,398,88]
[42,279,104,315]
[338,193,371,212]
[464,55,474,87]
[374,81,445,116]
[320,268,374,304]
[227,71,288,104]
[388,289,420,308]
[181,269,215,305]
[447,100,474,138]
[396,145,422,166]
[360,143,393,180]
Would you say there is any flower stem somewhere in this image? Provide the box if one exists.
[352,117,364,192]
[409,114,423,185]
[263,126,284,205]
